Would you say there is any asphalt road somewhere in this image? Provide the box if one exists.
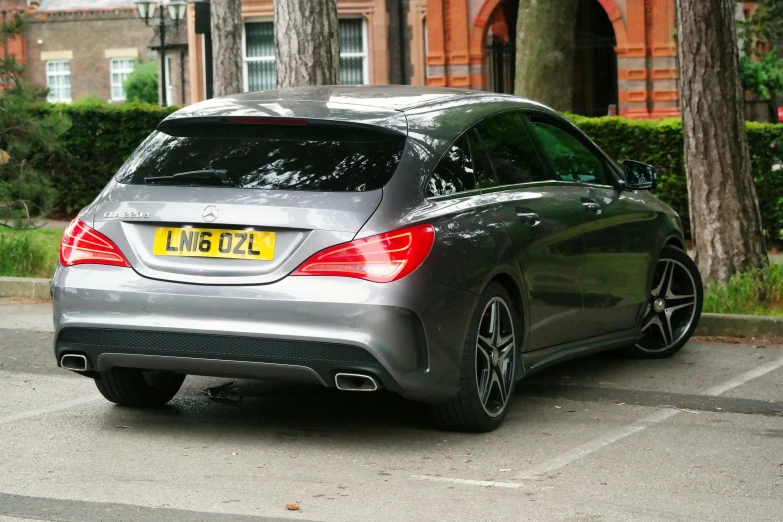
[0,299,781,522]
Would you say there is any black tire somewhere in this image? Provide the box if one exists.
[431,282,521,432]
[621,245,703,359]
[95,368,185,407]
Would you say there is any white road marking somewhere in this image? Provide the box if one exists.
[513,356,783,481]
[0,396,99,427]
[410,475,524,489]
[409,357,783,488]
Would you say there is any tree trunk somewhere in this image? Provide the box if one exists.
[211,0,244,97]
[514,0,578,112]
[677,0,768,284]
[274,0,339,88]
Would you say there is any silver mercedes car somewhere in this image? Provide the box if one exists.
[53,86,702,432]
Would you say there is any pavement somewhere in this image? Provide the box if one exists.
[0,299,781,522]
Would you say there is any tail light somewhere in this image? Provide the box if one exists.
[292,224,435,283]
[60,218,130,268]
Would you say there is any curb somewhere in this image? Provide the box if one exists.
[0,277,781,338]
[0,277,51,300]
[695,313,783,338]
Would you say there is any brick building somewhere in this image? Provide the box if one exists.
[185,0,759,119]
[18,0,189,105]
[0,0,31,68]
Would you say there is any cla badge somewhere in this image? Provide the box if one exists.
[202,205,219,222]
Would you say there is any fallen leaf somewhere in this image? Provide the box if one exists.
[286,502,299,511]
[202,382,242,403]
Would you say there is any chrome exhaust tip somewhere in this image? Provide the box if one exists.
[60,354,90,372]
[334,373,380,392]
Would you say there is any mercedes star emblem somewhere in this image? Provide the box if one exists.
[202,205,219,222]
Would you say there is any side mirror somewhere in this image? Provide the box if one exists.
[622,160,657,190]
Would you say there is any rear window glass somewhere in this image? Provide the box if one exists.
[115,123,407,192]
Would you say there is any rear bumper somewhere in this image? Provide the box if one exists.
[51,265,478,403]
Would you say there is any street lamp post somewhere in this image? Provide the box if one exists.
[135,0,187,106]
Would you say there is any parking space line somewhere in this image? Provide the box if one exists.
[411,475,525,489]
[0,396,99,427]
[514,356,783,481]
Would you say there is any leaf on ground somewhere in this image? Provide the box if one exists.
[286,501,299,511]
[202,382,242,403]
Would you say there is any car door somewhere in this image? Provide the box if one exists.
[473,112,587,351]
[526,112,659,339]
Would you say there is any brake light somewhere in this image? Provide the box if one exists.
[292,224,435,283]
[223,117,308,125]
[60,218,130,268]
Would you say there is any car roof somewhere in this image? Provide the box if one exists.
[163,85,556,139]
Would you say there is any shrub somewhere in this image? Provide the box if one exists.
[569,115,783,242]
[124,62,159,105]
[34,103,177,215]
[0,232,52,277]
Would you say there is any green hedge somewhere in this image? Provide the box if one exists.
[36,103,177,215]
[36,104,783,242]
[570,115,783,241]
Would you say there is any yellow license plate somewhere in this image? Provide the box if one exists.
[153,227,276,260]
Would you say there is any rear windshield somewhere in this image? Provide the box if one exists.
[115,123,407,192]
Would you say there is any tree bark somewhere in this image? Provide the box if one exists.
[514,0,579,112]
[274,0,339,88]
[211,0,244,97]
[677,0,768,284]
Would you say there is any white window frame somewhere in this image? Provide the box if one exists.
[242,18,275,92]
[109,57,135,102]
[165,54,174,104]
[46,60,71,103]
[338,16,370,85]
[241,17,370,90]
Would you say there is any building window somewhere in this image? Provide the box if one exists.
[339,18,368,85]
[244,21,276,91]
[165,55,174,104]
[110,57,135,101]
[46,60,71,103]
[243,18,368,92]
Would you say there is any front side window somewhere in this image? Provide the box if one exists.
[475,112,550,186]
[244,19,368,92]
[426,136,475,197]
[110,58,135,101]
[46,60,71,103]
[529,118,609,185]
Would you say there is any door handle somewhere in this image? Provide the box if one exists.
[581,198,600,214]
[516,208,540,225]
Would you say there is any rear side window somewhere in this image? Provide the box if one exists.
[115,123,407,192]
[475,112,551,186]
[426,135,476,197]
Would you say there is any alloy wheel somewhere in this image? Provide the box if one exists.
[636,257,698,352]
[476,297,515,417]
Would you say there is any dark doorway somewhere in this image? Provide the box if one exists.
[573,0,619,116]
[486,37,515,94]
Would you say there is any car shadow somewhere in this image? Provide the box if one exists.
[96,352,677,443]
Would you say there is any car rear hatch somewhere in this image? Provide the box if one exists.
[91,115,408,285]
